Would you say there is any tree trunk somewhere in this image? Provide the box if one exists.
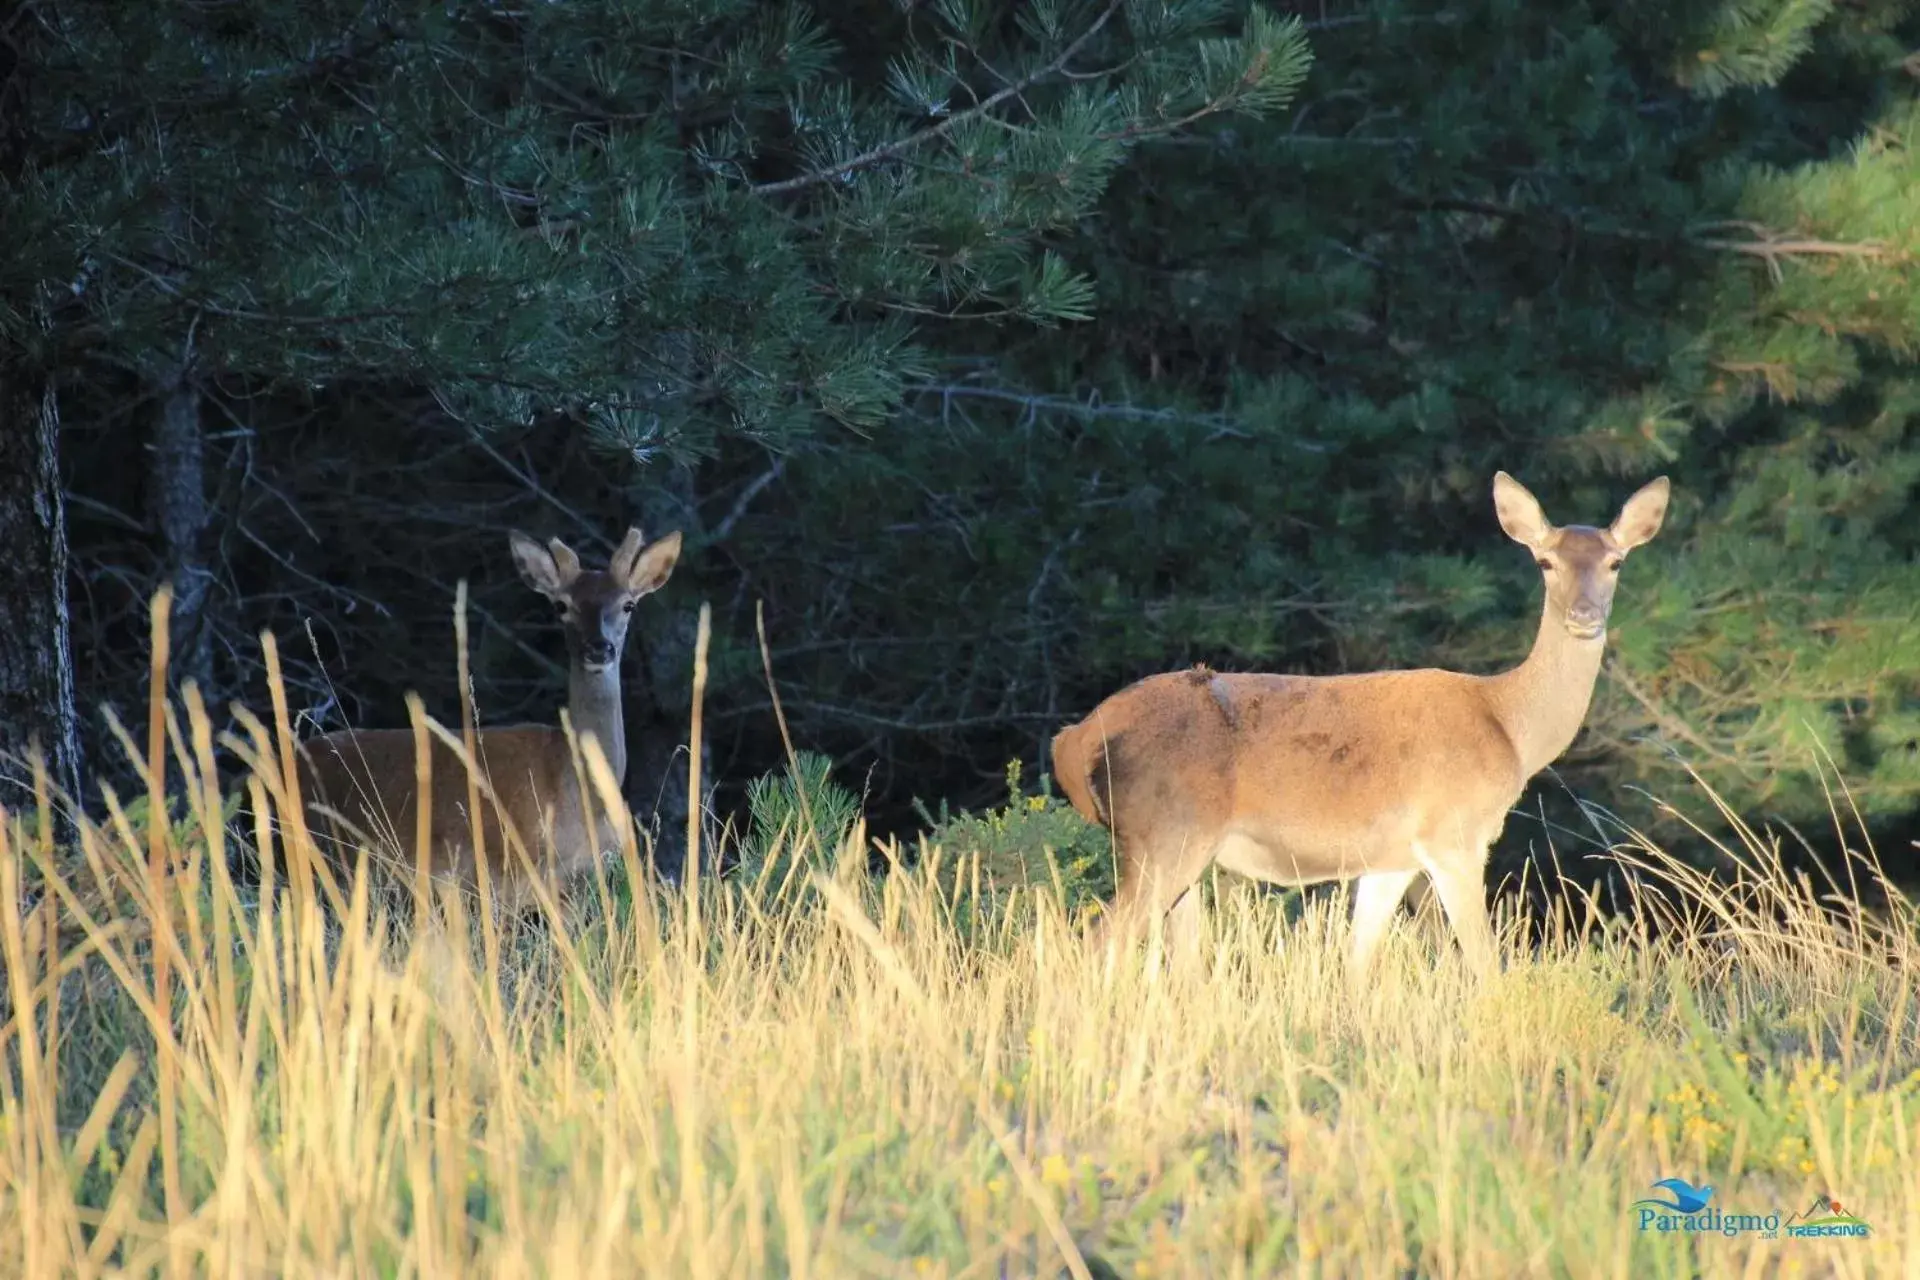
[0,338,82,812]
[150,362,214,697]
[0,0,81,819]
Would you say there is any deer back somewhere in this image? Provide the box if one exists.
[296,725,610,906]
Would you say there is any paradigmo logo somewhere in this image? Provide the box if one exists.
[1634,1179,1778,1238]
[1633,1179,1871,1241]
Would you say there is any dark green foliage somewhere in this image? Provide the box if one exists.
[1669,0,1845,98]
[712,0,1920,857]
[9,0,1309,455]
[11,0,1314,855]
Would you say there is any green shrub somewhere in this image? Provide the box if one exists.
[735,750,865,901]
[915,760,1115,930]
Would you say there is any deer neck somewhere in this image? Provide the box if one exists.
[1485,599,1608,777]
[567,660,627,785]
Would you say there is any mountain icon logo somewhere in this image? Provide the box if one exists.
[1785,1193,1872,1234]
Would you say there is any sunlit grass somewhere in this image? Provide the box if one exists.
[2,601,1917,1277]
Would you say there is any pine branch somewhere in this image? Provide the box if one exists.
[1404,195,1895,277]
[710,461,787,543]
[1403,195,1666,242]
[1689,233,1894,284]
[905,381,1332,450]
[1097,93,1241,145]
[749,0,1123,197]
[17,17,403,171]
[1099,43,1290,144]
[1607,660,1757,773]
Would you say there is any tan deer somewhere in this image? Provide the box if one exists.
[1051,472,1670,978]
[295,526,683,911]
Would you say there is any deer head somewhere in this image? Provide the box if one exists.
[508,527,684,673]
[1494,471,1670,641]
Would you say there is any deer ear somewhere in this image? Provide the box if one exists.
[624,530,682,596]
[607,526,647,584]
[545,537,582,584]
[1611,476,1671,550]
[1492,471,1553,549]
[509,531,573,598]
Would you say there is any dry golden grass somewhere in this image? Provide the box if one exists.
[2,598,1916,1278]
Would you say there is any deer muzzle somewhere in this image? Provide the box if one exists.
[1565,603,1606,639]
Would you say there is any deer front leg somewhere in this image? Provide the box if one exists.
[1164,882,1205,971]
[1348,868,1420,982]
[1088,830,1217,966]
[1417,845,1497,980]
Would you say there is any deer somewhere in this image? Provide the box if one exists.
[293,526,683,914]
[1050,471,1670,979]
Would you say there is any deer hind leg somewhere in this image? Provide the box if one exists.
[1348,868,1420,980]
[1415,843,1497,979]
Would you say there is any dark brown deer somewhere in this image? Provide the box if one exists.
[296,527,682,910]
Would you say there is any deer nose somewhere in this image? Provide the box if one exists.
[583,640,616,666]
[1567,603,1605,632]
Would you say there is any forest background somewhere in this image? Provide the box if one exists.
[5,0,1920,894]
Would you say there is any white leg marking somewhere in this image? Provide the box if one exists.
[1349,867,1421,978]
[1415,842,1497,979]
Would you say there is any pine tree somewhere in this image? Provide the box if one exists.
[19,0,1920,861]
[709,0,1920,848]
[10,0,1310,829]
[19,0,1306,435]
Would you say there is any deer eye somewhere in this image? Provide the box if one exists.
[552,599,569,616]
[1607,557,1624,572]
[1535,557,1553,571]
[622,600,636,614]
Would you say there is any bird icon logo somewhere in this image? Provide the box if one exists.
[1635,1178,1715,1214]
